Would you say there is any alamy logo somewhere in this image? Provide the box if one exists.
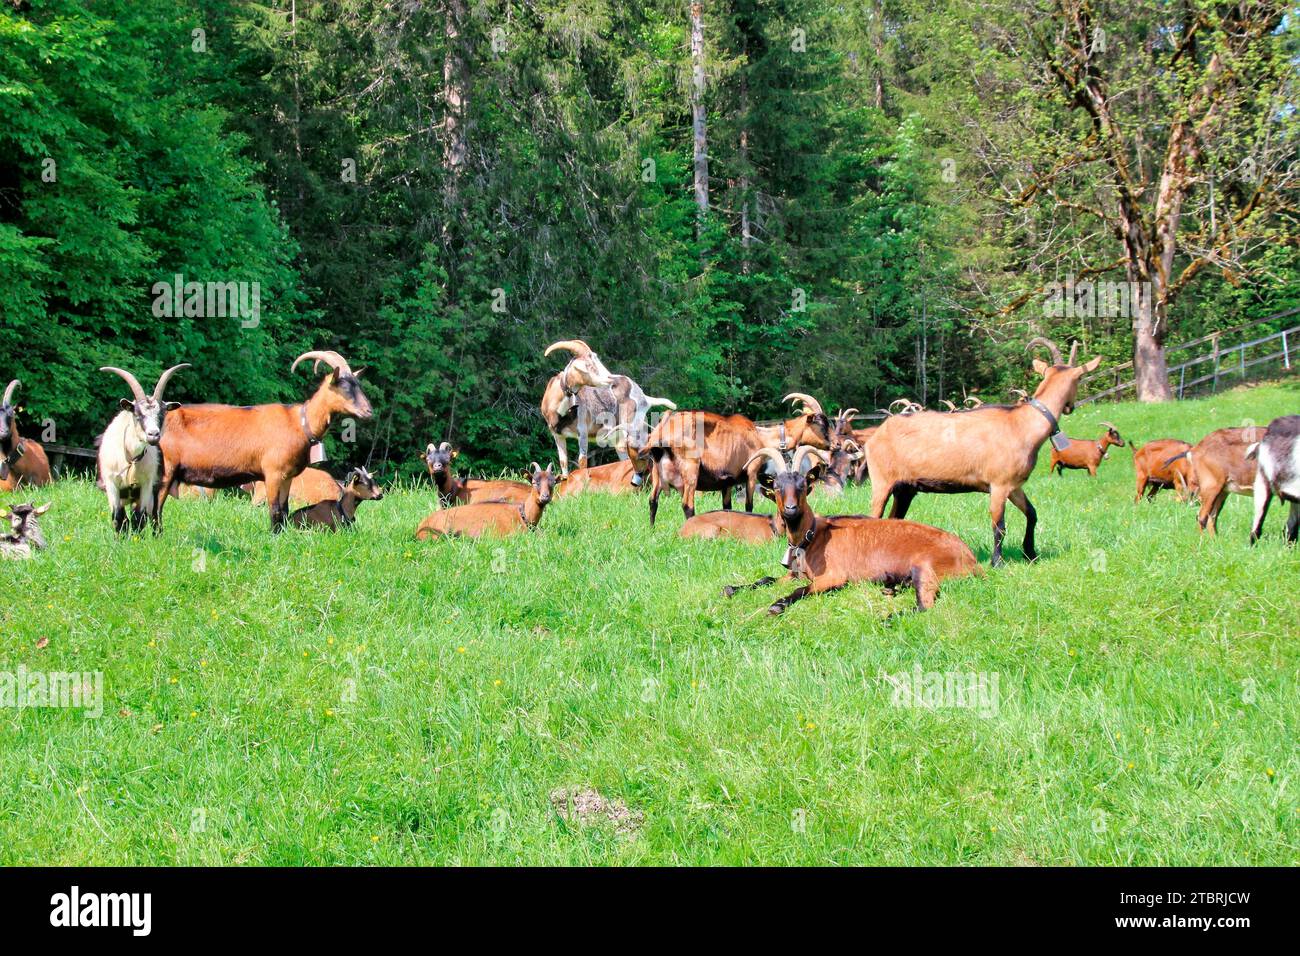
[152,273,260,327]
[1043,274,1151,322]
[0,666,103,718]
[50,886,151,936]
[885,665,1000,717]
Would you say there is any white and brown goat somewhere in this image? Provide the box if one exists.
[1247,415,1300,544]
[97,364,188,533]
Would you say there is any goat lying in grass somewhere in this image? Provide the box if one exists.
[288,467,383,530]
[723,446,981,613]
[0,502,50,559]
[679,510,782,542]
[423,442,536,506]
[414,464,557,539]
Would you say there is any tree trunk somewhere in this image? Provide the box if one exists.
[690,3,709,224]
[1133,283,1173,401]
[443,0,467,181]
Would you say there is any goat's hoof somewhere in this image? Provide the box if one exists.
[1024,551,1039,563]
[767,604,785,616]
[722,586,737,598]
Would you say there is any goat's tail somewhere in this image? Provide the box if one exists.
[1163,450,1190,469]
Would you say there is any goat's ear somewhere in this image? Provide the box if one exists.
[1081,355,1102,373]
[1032,359,1050,376]
[452,450,459,459]
[165,402,181,411]
[119,398,134,412]
[34,503,50,515]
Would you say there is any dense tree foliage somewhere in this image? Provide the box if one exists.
[2,0,1295,472]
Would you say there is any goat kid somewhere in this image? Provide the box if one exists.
[97,364,188,533]
[414,464,557,539]
[1247,415,1300,544]
[1049,422,1125,477]
[423,442,535,505]
[0,380,52,490]
[289,467,383,530]
[865,336,1101,566]
[158,350,372,532]
[724,446,980,613]
[1131,438,1197,502]
[0,502,50,559]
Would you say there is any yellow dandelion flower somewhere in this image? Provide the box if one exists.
[1068,648,1077,657]
[805,722,816,730]
[325,709,335,717]
[1127,762,1134,769]
[200,660,207,668]
[457,646,466,654]
[327,636,335,645]
[1266,768,1275,778]
[371,835,380,843]
[189,711,198,718]
[168,677,178,685]
[493,679,502,687]
[303,651,309,658]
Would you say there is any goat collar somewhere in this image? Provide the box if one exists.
[0,440,26,480]
[1026,397,1060,436]
[300,406,320,446]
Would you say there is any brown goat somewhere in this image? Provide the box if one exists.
[247,467,342,506]
[642,393,832,524]
[1131,439,1197,502]
[414,464,557,539]
[865,336,1101,566]
[158,350,372,532]
[422,441,536,506]
[724,447,981,612]
[554,457,647,497]
[289,467,383,530]
[1169,426,1261,534]
[679,509,782,542]
[1049,422,1125,476]
[830,406,876,483]
[0,380,52,490]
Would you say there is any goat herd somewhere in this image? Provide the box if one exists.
[2,337,1298,614]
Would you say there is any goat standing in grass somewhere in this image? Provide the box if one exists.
[865,336,1101,566]
[1049,422,1125,477]
[1247,415,1300,544]
[1131,438,1197,502]
[158,350,372,533]
[97,364,188,533]
[0,503,50,559]
[723,447,980,613]
[0,380,51,490]
[414,464,557,539]
[289,467,383,530]
[1167,426,1260,535]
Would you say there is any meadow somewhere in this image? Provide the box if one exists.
[1,381,1297,865]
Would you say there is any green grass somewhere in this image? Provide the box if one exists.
[2,380,1298,865]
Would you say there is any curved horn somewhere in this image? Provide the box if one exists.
[793,445,831,475]
[1025,336,1064,365]
[529,461,542,474]
[838,407,859,422]
[152,363,190,400]
[98,368,145,402]
[940,399,957,411]
[438,441,452,453]
[964,396,983,408]
[544,339,593,358]
[1068,341,1079,366]
[888,398,913,413]
[784,392,823,416]
[744,446,789,476]
[1100,421,1117,430]
[291,350,353,376]
[0,379,19,406]
[426,443,437,454]
[1010,388,1029,400]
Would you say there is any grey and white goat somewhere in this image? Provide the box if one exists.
[0,502,50,559]
[97,364,189,533]
[1247,415,1300,544]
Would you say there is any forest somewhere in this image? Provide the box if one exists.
[2,0,1297,472]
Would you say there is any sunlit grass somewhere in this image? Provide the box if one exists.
[1,380,1297,864]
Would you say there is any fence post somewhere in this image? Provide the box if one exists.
[1212,332,1221,393]
[1179,365,1186,399]
[1240,344,1246,379]
[1284,330,1291,370]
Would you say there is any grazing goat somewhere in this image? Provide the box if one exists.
[247,467,341,507]
[0,502,50,559]
[1131,439,1196,502]
[289,467,383,530]
[865,336,1101,566]
[414,464,557,539]
[97,364,189,532]
[1167,426,1260,535]
[0,380,52,490]
[1246,416,1300,544]
[540,339,675,475]
[1049,422,1125,477]
[724,447,980,612]
[642,393,832,524]
[679,509,782,542]
[423,442,534,505]
[158,350,372,532]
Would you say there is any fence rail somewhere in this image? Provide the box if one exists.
[1078,308,1300,406]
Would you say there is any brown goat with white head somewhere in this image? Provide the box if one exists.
[158,350,373,532]
[0,380,52,490]
[97,363,189,533]
[723,446,981,613]
[865,336,1101,566]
